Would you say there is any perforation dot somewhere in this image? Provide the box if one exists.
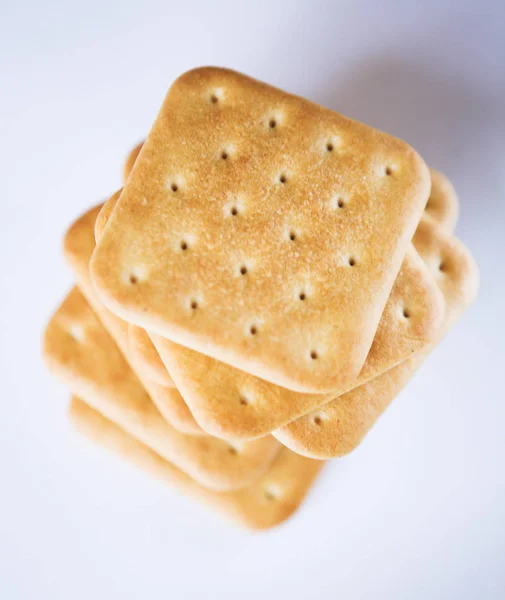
[239,396,248,406]
[171,183,178,192]
[326,142,334,152]
[129,274,138,284]
[439,261,447,272]
[180,241,188,251]
[249,325,258,335]
[337,198,345,208]
[385,166,393,176]
[264,487,278,501]
[221,150,228,160]
[310,350,318,360]
[269,119,277,129]
[190,300,198,310]
[403,308,411,319]
[348,257,356,267]
[230,206,238,216]
[289,231,296,241]
[313,416,322,426]
[279,174,287,184]
[228,446,237,456]
[210,94,219,104]
[299,292,306,301]
[240,266,248,275]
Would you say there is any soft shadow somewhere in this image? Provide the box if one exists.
[313,58,505,222]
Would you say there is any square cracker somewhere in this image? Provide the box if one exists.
[66,203,203,436]
[70,397,324,530]
[275,219,479,458]
[116,146,457,402]
[91,66,431,394]
[96,156,457,441]
[95,202,444,442]
[43,287,280,491]
[128,323,174,387]
[425,168,459,234]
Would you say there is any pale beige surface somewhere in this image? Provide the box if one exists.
[43,288,280,490]
[67,204,202,435]
[91,66,431,394]
[69,396,324,530]
[425,168,459,234]
[275,219,479,458]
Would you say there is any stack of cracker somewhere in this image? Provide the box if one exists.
[43,68,478,530]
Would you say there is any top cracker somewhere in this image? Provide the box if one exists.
[91,67,430,393]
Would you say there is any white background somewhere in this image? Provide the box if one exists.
[1,1,504,598]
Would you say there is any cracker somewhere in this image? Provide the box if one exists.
[96,173,443,442]
[93,141,145,243]
[67,203,203,435]
[424,168,459,234]
[128,323,174,387]
[274,219,479,458]
[95,193,118,242]
[44,287,281,490]
[92,141,143,244]
[94,189,122,244]
[97,148,454,441]
[123,141,143,182]
[69,396,324,530]
[91,66,431,394]
[139,377,202,436]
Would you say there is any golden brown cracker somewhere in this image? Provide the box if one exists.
[91,67,431,394]
[94,189,122,244]
[424,168,459,234]
[128,323,174,387]
[123,142,143,183]
[99,149,458,424]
